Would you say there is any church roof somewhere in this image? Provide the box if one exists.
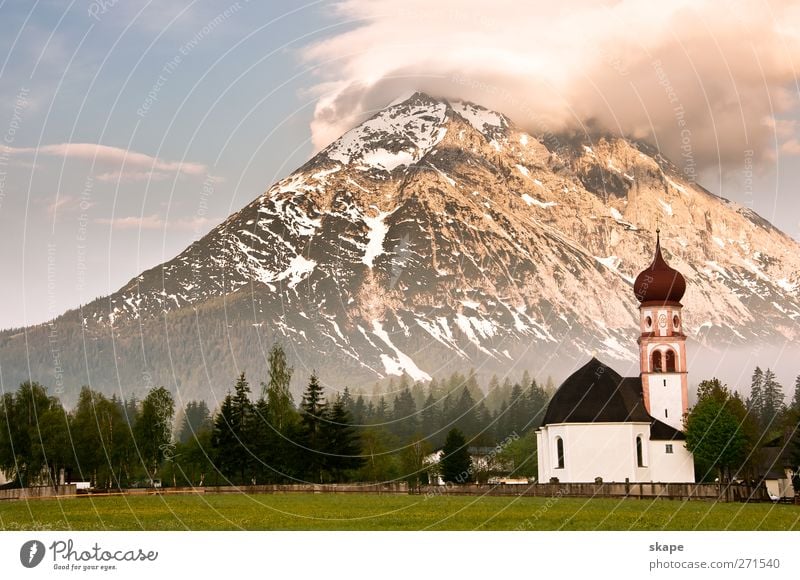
[542,357,686,440]
[650,418,685,441]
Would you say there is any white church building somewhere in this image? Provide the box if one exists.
[536,232,696,484]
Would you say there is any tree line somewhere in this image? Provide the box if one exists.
[684,367,800,485]
[0,382,174,488]
[6,345,795,491]
[0,344,548,489]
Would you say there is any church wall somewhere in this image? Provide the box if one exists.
[535,429,549,482]
[537,423,652,483]
[647,440,695,483]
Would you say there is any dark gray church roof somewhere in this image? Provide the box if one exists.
[542,357,685,440]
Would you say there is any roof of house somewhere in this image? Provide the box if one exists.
[758,433,796,479]
[541,357,685,440]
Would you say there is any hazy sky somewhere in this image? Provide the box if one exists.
[1,0,799,331]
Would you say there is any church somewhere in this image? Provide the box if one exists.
[536,232,696,484]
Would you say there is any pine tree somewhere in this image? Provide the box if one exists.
[760,368,785,434]
[391,387,418,441]
[420,392,440,444]
[464,370,481,402]
[747,366,764,423]
[352,395,367,425]
[340,387,353,415]
[211,373,254,484]
[322,396,363,481]
[508,383,525,435]
[496,400,511,441]
[411,381,426,410]
[374,396,388,424]
[440,428,472,483]
[211,394,238,481]
[452,387,478,438]
[178,400,212,444]
[472,401,493,446]
[300,372,327,482]
[525,380,549,431]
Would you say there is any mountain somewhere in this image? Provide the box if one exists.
[2,93,799,404]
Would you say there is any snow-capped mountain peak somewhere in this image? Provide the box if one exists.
[4,93,799,400]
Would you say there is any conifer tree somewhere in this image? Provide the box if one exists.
[352,395,367,425]
[211,373,253,483]
[760,368,785,433]
[374,396,388,424]
[300,372,327,482]
[420,392,440,445]
[452,387,478,438]
[178,400,212,444]
[392,386,418,441]
[440,428,472,483]
[322,395,363,481]
[747,366,764,423]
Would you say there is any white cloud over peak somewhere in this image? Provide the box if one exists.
[302,0,800,172]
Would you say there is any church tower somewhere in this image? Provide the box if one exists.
[633,231,688,432]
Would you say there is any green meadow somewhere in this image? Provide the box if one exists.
[1,493,798,531]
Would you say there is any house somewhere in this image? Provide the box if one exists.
[757,434,796,500]
[536,231,696,484]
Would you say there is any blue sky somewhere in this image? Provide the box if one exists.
[0,0,339,328]
[1,0,799,329]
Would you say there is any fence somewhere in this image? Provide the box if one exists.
[0,481,777,502]
[417,481,771,502]
[0,485,77,501]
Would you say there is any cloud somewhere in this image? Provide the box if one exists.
[94,214,218,231]
[781,138,800,155]
[7,142,207,178]
[302,0,800,173]
[95,171,175,182]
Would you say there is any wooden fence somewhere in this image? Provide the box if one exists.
[0,485,77,501]
[417,481,771,502]
[0,481,780,503]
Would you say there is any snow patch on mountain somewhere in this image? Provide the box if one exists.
[371,320,431,381]
[451,101,506,134]
[362,208,393,268]
[323,97,448,171]
[521,193,557,208]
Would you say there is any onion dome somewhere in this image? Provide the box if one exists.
[633,230,686,304]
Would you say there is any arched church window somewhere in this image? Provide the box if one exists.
[636,435,644,467]
[665,350,676,372]
[673,315,680,329]
[651,350,663,373]
[645,316,652,328]
[556,437,565,469]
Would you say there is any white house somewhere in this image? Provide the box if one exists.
[536,232,696,484]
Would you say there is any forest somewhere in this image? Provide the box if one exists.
[1,344,799,489]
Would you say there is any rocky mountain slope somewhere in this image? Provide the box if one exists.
[2,93,798,403]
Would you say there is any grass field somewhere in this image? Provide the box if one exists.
[1,492,798,531]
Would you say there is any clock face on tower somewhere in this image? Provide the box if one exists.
[658,313,667,328]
